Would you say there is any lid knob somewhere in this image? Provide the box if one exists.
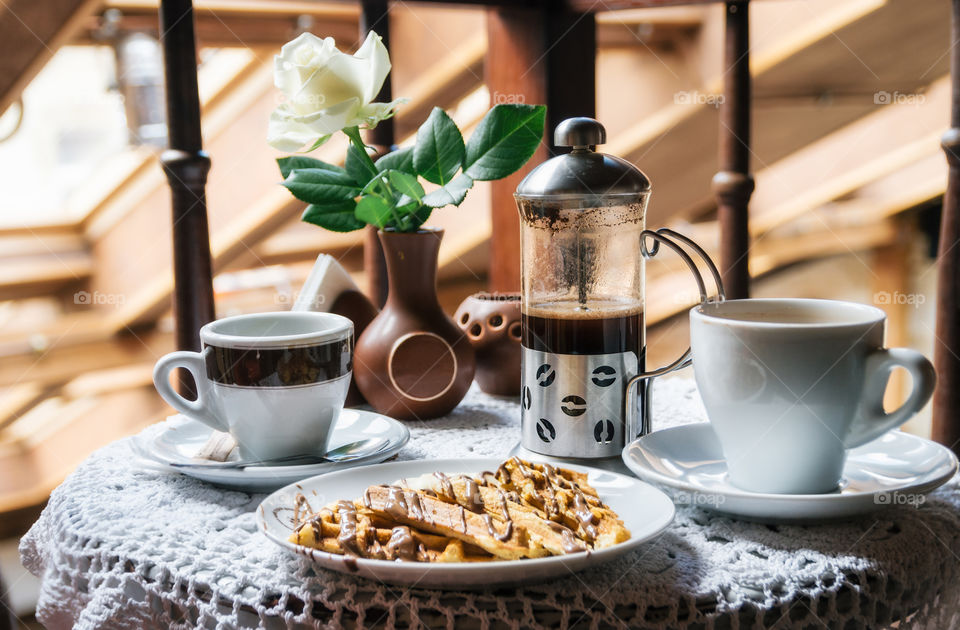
[554,117,606,148]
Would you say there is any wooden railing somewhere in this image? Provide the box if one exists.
[155,0,960,453]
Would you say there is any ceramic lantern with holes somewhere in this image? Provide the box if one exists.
[454,293,523,396]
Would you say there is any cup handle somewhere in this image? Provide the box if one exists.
[843,347,936,448]
[152,349,227,432]
[624,228,726,441]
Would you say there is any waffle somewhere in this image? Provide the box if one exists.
[288,458,631,563]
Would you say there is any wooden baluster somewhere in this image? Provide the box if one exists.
[486,6,596,291]
[932,0,960,453]
[712,0,754,300]
[360,0,393,308]
[159,0,214,396]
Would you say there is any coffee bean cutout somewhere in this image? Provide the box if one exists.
[536,418,556,442]
[594,419,615,444]
[522,386,531,410]
[536,364,556,387]
[560,395,587,416]
[591,365,617,387]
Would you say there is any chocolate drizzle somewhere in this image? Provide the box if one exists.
[293,492,313,526]
[386,526,418,561]
[384,486,409,520]
[335,500,361,554]
[433,472,456,501]
[460,476,484,512]
[572,490,598,541]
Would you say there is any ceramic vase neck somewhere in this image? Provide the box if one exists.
[378,229,444,310]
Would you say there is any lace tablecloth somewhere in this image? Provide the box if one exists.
[20,378,960,629]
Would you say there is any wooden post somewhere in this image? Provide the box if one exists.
[872,222,912,412]
[712,0,754,300]
[158,0,214,395]
[360,0,392,308]
[486,6,596,291]
[932,0,960,453]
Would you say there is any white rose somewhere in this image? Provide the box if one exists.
[268,31,404,152]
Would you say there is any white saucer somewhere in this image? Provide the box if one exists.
[133,409,410,492]
[257,457,675,588]
[622,423,958,522]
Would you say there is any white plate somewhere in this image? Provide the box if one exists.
[622,423,958,522]
[256,457,675,588]
[133,409,409,492]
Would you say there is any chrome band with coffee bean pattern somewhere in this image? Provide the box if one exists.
[520,348,639,458]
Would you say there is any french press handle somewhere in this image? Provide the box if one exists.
[624,228,725,442]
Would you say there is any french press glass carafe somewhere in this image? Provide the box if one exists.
[513,117,723,465]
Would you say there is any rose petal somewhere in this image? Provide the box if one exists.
[267,99,363,151]
[353,31,392,104]
[357,97,407,128]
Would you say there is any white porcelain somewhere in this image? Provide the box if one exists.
[623,423,957,522]
[132,409,409,492]
[257,457,675,588]
[690,298,936,494]
[291,253,362,312]
[153,311,353,460]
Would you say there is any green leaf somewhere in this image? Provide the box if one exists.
[345,143,378,186]
[354,195,395,229]
[375,146,415,174]
[360,170,390,197]
[387,170,424,203]
[421,173,474,208]
[413,107,465,185]
[301,201,364,232]
[407,205,433,230]
[282,168,360,204]
[464,104,545,181]
[277,156,340,179]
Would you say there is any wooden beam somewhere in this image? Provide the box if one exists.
[0,0,101,115]
[0,386,167,514]
[485,7,545,293]
[749,76,951,237]
[485,6,596,292]
[0,327,173,388]
[933,0,960,454]
[872,220,913,411]
[360,0,392,308]
[645,218,898,324]
[607,0,946,225]
[713,0,753,299]
[159,0,215,402]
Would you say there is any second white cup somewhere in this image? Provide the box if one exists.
[690,298,935,494]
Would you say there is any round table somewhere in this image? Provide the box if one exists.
[20,378,960,629]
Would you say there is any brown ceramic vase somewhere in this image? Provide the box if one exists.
[454,292,522,396]
[353,228,475,420]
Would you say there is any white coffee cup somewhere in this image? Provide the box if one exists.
[153,311,353,460]
[690,298,936,494]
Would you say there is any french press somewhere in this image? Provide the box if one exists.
[513,117,723,466]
